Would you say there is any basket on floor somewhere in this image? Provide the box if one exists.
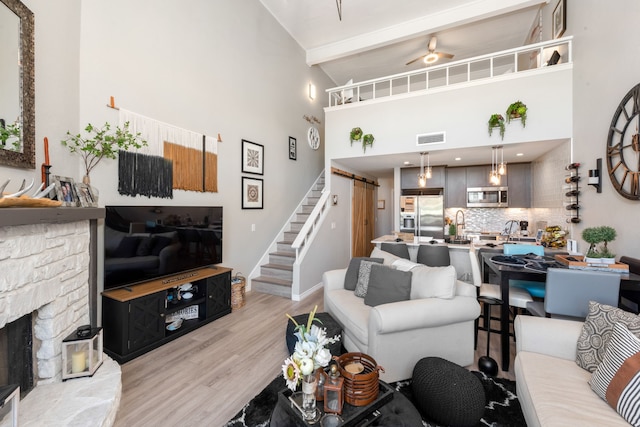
[335,352,384,406]
[231,273,246,310]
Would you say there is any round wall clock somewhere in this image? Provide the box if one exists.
[607,83,640,200]
[307,126,320,150]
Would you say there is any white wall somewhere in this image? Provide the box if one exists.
[1,1,335,288]
[569,0,640,257]
[375,177,394,236]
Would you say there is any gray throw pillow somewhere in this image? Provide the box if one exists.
[364,263,412,307]
[344,257,384,291]
[354,261,376,298]
[576,301,640,372]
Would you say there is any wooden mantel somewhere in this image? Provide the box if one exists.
[0,207,105,226]
[0,207,105,326]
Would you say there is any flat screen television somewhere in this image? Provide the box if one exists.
[103,205,222,290]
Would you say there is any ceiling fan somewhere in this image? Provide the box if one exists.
[406,36,454,66]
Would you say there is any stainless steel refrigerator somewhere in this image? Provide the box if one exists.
[400,194,444,239]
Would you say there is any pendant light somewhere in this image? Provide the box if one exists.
[418,152,431,187]
[489,146,501,185]
[498,145,507,176]
[418,152,426,187]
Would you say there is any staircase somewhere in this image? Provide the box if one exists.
[252,175,325,298]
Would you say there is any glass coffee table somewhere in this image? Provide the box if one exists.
[269,381,421,427]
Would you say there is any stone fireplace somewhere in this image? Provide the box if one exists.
[0,208,120,426]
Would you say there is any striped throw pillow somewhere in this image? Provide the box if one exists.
[590,322,640,426]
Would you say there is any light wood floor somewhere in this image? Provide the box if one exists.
[113,290,515,427]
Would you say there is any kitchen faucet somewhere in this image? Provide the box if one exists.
[455,210,465,240]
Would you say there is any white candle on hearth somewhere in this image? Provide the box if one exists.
[71,350,86,373]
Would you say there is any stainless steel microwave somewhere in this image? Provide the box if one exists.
[466,187,508,207]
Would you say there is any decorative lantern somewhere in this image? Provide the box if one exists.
[61,326,104,380]
[324,364,344,414]
[0,384,19,427]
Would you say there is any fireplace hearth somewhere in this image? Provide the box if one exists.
[0,314,34,398]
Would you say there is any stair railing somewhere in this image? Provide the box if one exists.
[291,189,330,261]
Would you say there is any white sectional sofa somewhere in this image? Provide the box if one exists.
[514,316,630,427]
[323,249,480,383]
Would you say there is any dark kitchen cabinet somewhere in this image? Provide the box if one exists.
[506,163,531,207]
[401,166,445,190]
[102,267,232,363]
[465,165,508,187]
[445,167,467,208]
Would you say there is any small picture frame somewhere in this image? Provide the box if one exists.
[242,176,264,209]
[289,137,297,161]
[552,0,566,39]
[242,139,264,175]
[52,175,78,207]
[75,183,98,207]
[377,200,385,210]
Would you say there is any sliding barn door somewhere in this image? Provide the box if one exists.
[352,180,376,257]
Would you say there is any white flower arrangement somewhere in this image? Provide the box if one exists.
[282,305,340,391]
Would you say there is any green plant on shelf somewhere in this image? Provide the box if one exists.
[488,114,505,139]
[582,226,617,258]
[506,100,527,127]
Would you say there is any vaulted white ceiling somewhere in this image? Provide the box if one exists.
[259,0,547,84]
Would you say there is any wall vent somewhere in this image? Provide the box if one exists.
[416,132,446,146]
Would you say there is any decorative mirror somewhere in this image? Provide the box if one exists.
[0,0,34,169]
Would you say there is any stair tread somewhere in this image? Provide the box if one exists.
[271,251,295,258]
[253,276,292,286]
[262,263,293,271]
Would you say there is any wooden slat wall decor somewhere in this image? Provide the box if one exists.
[205,151,218,193]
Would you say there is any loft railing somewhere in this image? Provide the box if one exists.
[326,36,572,107]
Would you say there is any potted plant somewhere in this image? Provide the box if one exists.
[582,226,617,264]
[350,127,363,145]
[488,114,505,139]
[362,133,375,152]
[62,121,147,184]
[506,101,527,127]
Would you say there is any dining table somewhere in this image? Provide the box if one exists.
[480,251,640,372]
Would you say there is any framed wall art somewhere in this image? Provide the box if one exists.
[552,0,566,39]
[52,175,78,207]
[289,136,297,160]
[242,176,264,209]
[75,182,98,207]
[242,139,264,175]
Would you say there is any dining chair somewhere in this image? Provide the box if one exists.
[526,268,621,320]
[380,242,410,260]
[502,244,546,298]
[469,246,533,346]
[416,245,450,266]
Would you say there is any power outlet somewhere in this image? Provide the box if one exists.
[251,224,256,232]
[331,222,336,229]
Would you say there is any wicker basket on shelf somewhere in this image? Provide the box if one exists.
[231,273,246,310]
[335,352,384,406]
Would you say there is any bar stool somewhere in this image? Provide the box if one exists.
[417,245,450,266]
[477,295,499,376]
[380,242,410,260]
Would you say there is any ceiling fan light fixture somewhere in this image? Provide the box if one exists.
[424,53,438,64]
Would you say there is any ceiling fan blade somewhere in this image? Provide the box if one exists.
[437,52,454,59]
[406,55,427,65]
[428,36,437,52]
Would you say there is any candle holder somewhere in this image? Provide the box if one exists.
[324,364,344,415]
[61,326,103,380]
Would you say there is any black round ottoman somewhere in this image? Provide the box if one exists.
[412,357,485,426]
[285,312,342,356]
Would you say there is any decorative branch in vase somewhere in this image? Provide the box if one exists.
[61,122,147,184]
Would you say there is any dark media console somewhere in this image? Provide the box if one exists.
[102,266,231,363]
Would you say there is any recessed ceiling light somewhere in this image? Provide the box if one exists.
[455,157,461,161]
[516,153,524,157]
[403,161,411,165]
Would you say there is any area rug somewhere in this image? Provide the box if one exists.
[224,371,526,427]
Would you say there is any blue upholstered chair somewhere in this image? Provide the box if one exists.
[503,244,546,298]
